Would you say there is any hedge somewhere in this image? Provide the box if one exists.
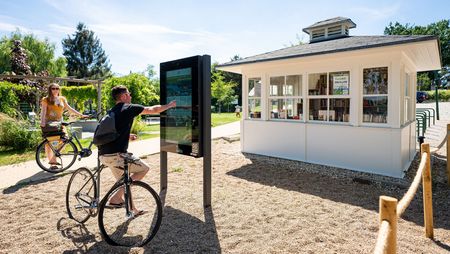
[425,90,450,101]
[61,85,97,113]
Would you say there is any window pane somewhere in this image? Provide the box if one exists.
[404,98,410,122]
[363,96,387,123]
[286,98,303,120]
[248,98,261,119]
[269,76,284,96]
[308,73,327,95]
[330,98,350,122]
[269,99,285,119]
[329,71,350,95]
[309,99,327,121]
[286,75,302,96]
[363,67,388,95]
[405,73,409,96]
[249,78,261,97]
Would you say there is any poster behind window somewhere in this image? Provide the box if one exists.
[333,74,349,95]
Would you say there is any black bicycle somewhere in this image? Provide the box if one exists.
[66,153,162,247]
[35,121,93,173]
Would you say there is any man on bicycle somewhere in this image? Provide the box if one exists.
[98,85,176,214]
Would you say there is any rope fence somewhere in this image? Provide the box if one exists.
[374,143,433,254]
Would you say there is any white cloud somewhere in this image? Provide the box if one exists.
[0,22,27,32]
[350,4,401,20]
[47,21,231,74]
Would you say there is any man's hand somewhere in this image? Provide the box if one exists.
[129,134,138,141]
[167,100,176,109]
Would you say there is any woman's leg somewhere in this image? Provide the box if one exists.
[45,142,57,164]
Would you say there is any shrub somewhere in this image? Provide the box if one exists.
[0,82,19,117]
[131,116,146,134]
[61,85,98,113]
[0,119,41,150]
[425,90,450,101]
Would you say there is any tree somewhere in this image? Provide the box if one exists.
[211,70,237,113]
[62,23,111,79]
[140,64,160,99]
[417,72,431,90]
[102,73,158,109]
[0,30,67,76]
[212,55,243,108]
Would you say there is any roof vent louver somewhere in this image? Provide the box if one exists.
[303,17,356,43]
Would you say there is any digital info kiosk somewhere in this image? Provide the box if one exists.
[160,55,211,207]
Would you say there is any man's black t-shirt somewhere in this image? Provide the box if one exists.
[98,103,144,155]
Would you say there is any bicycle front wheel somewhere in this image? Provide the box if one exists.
[98,181,162,247]
[66,167,97,224]
[36,139,78,173]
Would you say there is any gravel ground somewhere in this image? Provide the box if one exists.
[0,138,449,253]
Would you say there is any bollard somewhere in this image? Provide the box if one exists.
[380,196,398,254]
[418,136,425,153]
[421,143,433,238]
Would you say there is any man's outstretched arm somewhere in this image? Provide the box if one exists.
[140,100,176,115]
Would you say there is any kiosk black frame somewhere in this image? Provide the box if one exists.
[159,55,211,207]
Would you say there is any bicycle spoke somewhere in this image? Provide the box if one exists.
[66,168,97,223]
[99,182,162,247]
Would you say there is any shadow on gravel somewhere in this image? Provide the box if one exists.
[2,171,61,194]
[59,206,221,253]
[227,152,450,230]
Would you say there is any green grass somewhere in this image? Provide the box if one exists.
[0,112,240,166]
[211,112,241,127]
[0,147,35,166]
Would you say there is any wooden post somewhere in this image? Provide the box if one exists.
[421,143,434,238]
[97,81,102,116]
[379,196,398,254]
[447,124,450,186]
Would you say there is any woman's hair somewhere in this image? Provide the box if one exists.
[46,83,62,105]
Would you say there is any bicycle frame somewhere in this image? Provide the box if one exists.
[45,127,94,158]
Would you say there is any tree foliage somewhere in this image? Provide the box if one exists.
[417,72,432,90]
[62,23,111,79]
[61,85,98,113]
[211,70,237,113]
[211,55,242,112]
[0,30,67,76]
[101,73,159,110]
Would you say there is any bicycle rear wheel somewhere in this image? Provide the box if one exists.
[36,139,78,173]
[98,181,162,247]
[66,167,97,223]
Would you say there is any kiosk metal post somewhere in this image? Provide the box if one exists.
[201,56,211,207]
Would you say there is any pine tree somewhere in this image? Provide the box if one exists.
[62,23,111,79]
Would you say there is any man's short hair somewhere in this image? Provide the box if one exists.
[111,85,128,101]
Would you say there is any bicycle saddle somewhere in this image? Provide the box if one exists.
[120,153,139,163]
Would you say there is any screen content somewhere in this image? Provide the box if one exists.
[162,67,200,156]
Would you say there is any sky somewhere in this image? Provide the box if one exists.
[0,0,449,76]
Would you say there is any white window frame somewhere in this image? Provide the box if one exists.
[247,77,262,120]
[268,75,303,121]
[404,72,411,124]
[307,71,351,123]
[362,67,388,125]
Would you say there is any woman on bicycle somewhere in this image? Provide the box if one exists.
[40,83,88,169]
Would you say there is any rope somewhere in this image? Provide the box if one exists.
[374,220,390,254]
[397,152,427,217]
